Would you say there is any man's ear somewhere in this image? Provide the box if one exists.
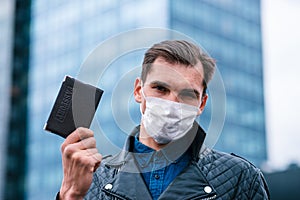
[134,78,142,103]
[197,94,208,115]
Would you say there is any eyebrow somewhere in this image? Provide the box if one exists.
[149,80,201,97]
[149,81,171,88]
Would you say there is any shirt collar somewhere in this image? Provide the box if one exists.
[133,136,155,168]
[133,135,191,169]
[134,136,154,153]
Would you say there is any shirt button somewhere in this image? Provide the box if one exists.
[154,174,160,179]
[204,186,212,194]
[105,183,113,190]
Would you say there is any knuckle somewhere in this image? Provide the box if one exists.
[61,139,74,152]
[85,148,96,156]
[76,127,94,138]
[81,137,97,148]
[60,142,67,153]
[76,127,85,133]
[71,152,82,162]
[89,137,96,147]
[71,150,95,163]
[93,153,102,162]
[73,154,92,167]
[63,145,76,158]
[87,129,94,137]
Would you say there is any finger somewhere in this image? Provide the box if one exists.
[62,138,97,160]
[62,127,94,151]
[93,162,100,172]
[91,153,102,172]
[80,149,102,164]
[81,148,99,156]
[90,152,102,163]
[68,127,94,143]
[72,150,102,163]
[71,151,102,172]
[78,137,97,150]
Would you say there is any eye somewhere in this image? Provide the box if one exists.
[179,90,199,100]
[152,85,169,93]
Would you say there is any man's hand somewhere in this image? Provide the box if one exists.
[59,127,102,200]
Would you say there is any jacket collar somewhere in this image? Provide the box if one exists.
[101,122,217,200]
[104,121,206,169]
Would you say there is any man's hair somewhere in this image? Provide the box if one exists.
[141,40,216,95]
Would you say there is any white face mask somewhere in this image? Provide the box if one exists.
[141,89,200,144]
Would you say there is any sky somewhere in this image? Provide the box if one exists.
[262,0,300,170]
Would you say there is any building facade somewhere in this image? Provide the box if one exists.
[27,1,168,199]
[0,1,15,199]
[0,0,32,199]
[169,0,266,165]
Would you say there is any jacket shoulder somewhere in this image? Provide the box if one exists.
[199,148,258,173]
[198,148,270,199]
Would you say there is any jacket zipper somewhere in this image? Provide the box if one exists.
[102,189,128,200]
[200,194,217,200]
[185,194,217,200]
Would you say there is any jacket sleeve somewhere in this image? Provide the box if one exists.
[55,192,60,200]
[249,169,270,200]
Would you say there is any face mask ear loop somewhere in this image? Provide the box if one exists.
[140,103,144,115]
[140,80,147,100]
[141,88,146,99]
[140,80,146,115]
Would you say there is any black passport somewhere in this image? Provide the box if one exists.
[44,76,103,138]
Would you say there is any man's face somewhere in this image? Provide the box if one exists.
[134,57,208,115]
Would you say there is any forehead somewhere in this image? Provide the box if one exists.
[145,57,204,90]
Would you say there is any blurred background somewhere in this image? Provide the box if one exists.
[0,0,299,199]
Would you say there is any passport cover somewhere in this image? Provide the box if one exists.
[44,76,103,138]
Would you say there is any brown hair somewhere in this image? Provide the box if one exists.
[141,40,216,95]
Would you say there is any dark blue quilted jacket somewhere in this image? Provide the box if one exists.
[84,123,270,200]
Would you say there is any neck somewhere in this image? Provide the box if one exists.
[139,124,167,151]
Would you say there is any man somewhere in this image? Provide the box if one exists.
[58,40,270,199]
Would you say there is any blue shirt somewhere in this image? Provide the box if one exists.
[133,136,191,200]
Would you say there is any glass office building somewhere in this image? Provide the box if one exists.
[27,0,266,199]
[0,1,15,199]
[169,0,266,165]
[27,1,168,199]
